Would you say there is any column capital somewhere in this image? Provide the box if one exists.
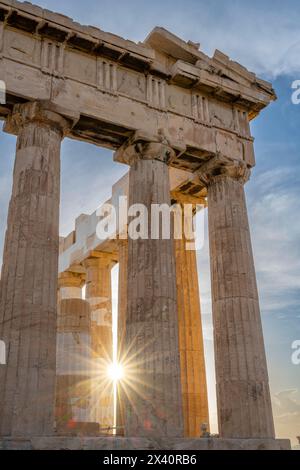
[114,129,185,166]
[83,252,116,270]
[58,271,86,289]
[197,154,251,187]
[3,100,79,137]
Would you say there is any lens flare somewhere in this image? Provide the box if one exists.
[107,362,124,382]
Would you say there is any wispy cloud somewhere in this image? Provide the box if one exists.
[247,167,300,315]
[272,389,300,446]
[60,140,127,236]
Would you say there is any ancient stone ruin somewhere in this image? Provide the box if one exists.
[0,0,290,450]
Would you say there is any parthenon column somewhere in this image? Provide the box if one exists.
[56,272,97,435]
[174,227,209,437]
[83,255,114,432]
[203,157,275,439]
[116,239,128,436]
[114,134,184,438]
[0,101,74,437]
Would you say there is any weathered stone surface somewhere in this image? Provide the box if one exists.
[0,1,276,171]
[116,239,128,437]
[84,255,114,432]
[0,101,70,437]
[58,271,85,301]
[0,437,291,450]
[56,272,95,435]
[57,168,208,441]
[116,136,183,438]
[0,0,288,448]
[175,232,209,437]
[204,160,275,439]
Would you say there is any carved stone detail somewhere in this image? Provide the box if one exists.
[147,75,166,109]
[198,154,251,188]
[97,58,118,94]
[4,101,77,138]
[114,130,183,166]
[41,39,65,76]
[192,93,210,124]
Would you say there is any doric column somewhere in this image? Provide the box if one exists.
[0,101,75,437]
[200,156,275,439]
[83,254,114,432]
[114,133,184,438]
[174,227,209,437]
[116,239,128,436]
[56,272,98,435]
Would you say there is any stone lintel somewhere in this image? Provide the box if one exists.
[87,250,118,262]
[0,2,275,172]
[0,1,276,116]
[0,0,154,67]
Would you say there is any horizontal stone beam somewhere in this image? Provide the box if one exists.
[0,1,275,172]
[58,168,206,274]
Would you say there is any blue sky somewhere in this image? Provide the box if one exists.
[0,0,300,446]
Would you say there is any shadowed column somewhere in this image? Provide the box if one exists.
[202,157,275,439]
[84,255,114,433]
[0,101,74,437]
[114,135,184,438]
[116,239,128,436]
[56,272,98,435]
[175,232,209,437]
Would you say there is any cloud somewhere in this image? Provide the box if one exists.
[272,389,300,445]
[247,167,300,315]
[273,389,300,416]
[59,140,127,236]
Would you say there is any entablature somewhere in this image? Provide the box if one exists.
[0,1,276,173]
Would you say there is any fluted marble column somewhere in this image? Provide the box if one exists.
[0,101,72,437]
[175,232,209,437]
[56,272,97,435]
[204,157,275,439]
[84,255,114,432]
[114,136,184,438]
[116,239,128,436]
